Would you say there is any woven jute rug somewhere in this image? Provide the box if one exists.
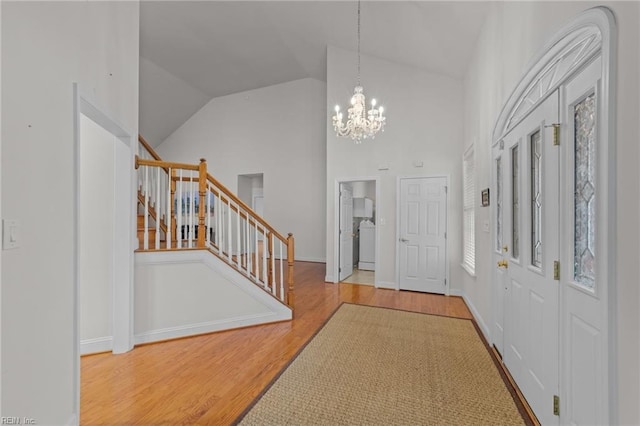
[236,303,528,425]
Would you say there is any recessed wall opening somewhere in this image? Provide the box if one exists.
[238,173,264,216]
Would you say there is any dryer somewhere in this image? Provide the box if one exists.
[358,220,375,271]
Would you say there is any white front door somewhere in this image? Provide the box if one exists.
[560,56,609,424]
[500,92,559,425]
[339,184,353,281]
[398,177,447,294]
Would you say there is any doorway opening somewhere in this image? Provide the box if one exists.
[336,179,377,286]
[73,86,135,421]
[237,173,264,216]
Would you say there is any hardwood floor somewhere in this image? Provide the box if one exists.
[80,261,472,425]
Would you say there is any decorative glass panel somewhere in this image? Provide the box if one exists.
[512,145,520,259]
[574,94,596,288]
[531,131,542,268]
[496,157,502,251]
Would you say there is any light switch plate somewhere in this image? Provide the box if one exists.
[3,219,20,249]
[483,220,490,233]
[379,218,386,226]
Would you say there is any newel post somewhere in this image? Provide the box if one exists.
[197,158,207,248]
[287,233,295,309]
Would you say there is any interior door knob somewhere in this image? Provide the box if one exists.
[497,259,508,268]
[400,238,409,243]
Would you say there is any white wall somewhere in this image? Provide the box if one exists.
[79,115,114,350]
[134,251,291,343]
[462,2,639,423]
[1,2,139,424]
[158,78,327,262]
[326,46,464,288]
[139,56,210,146]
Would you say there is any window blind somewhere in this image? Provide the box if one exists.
[463,147,475,273]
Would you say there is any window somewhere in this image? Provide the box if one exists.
[462,145,475,275]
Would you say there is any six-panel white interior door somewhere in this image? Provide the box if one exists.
[398,176,447,294]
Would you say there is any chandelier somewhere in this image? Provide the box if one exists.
[332,0,386,143]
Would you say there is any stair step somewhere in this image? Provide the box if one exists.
[138,214,162,227]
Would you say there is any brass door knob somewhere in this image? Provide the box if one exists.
[497,259,509,268]
[502,245,508,253]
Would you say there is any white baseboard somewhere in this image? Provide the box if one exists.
[448,288,464,297]
[134,311,291,345]
[67,414,79,426]
[80,336,113,355]
[296,256,325,263]
[376,280,397,289]
[325,275,335,283]
[462,293,491,343]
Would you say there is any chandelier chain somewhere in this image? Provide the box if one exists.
[357,0,361,86]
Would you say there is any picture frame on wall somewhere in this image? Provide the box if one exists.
[481,188,490,207]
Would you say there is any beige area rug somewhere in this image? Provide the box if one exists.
[237,304,528,426]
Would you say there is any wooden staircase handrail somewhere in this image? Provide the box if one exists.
[206,173,288,244]
[135,156,200,172]
[135,154,288,244]
[138,135,163,161]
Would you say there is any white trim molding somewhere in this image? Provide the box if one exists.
[463,293,491,343]
[134,312,285,345]
[80,336,113,355]
[493,7,611,144]
[375,281,397,290]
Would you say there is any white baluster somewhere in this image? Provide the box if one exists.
[155,167,161,249]
[227,198,232,261]
[262,227,268,288]
[177,169,183,249]
[166,168,172,249]
[215,192,221,251]
[246,215,250,275]
[254,222,259,281]
[279,240,284,301]
[189,173,194,248]
[144,165,149,250]
[271,234,275,294]
[206,188,211,246]
[236,204,241,267]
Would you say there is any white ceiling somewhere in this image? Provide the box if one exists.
[139,1,491,144]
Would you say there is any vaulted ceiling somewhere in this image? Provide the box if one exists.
[139,1,490,145]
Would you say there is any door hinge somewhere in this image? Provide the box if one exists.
[339,267,342,273]
[444,186,448,194]
[553,395,560,416]
[444,232,447,239]
[550,123,560,146]
[553,260,560,280]
[444,278,447,286]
